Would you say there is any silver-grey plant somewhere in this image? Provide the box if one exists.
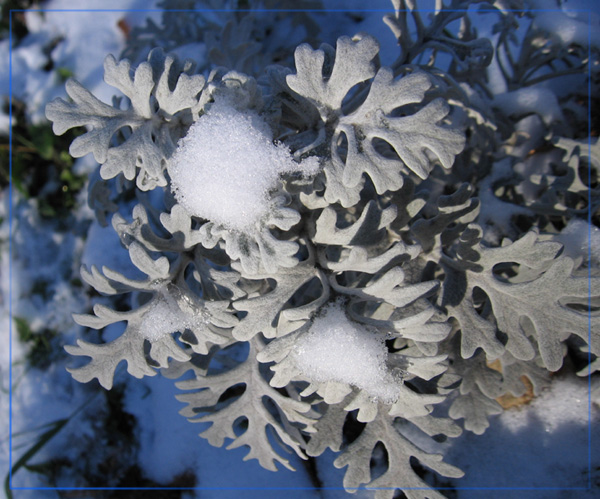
[45,1,599,497]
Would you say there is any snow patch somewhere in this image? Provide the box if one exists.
[530,0,600,48]
[168,101,320,231]
[554,217,600,266]
[445,375,599,495]
[292,301,401,402]
[493,87,564,126]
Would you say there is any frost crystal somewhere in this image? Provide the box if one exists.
[168,101,319,231]
[292,302,402,402]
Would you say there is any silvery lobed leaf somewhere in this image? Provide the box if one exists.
[410,183,480,253]
[317,241,420,274]
[286,35,379,122]
[441,225,600,370]
[448,385,503,435]
[46,48,206,190]
[334,411,463,498]
[231,255,328,341]
[335,69,465,194]
[197,201,303,276]
[175,337,316,472]
[311,200,397,246]
[69,282,235,388]
[445,341,508,434]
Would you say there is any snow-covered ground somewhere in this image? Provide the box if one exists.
[1,1,599,498]
[447,374,600,498]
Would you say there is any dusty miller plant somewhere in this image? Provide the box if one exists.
[45,1,599,497]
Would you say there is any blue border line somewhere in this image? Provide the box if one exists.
[8,8,14,494]
[6,5,596,495]
[587,7,594,494]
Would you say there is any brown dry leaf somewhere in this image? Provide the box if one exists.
[488,359,536,410]
[117,18,130,39]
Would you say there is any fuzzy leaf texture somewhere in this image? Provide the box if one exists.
[175,337,316,471]
[441,225,600,370]
[334,411,463,498]
[46,49,206,190]
[286,34,465,206]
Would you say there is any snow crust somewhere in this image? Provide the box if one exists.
[530,0,600,48]
[554,217,600,266]
[168,101,319,231]
[292,301,401,402]
[445,375,600,496]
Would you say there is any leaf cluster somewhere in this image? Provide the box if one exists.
[43,2,600,496]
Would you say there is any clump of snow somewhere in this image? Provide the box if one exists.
[493,87,564,126]
[530,0,600,49]
[292,301,401,402]
[168,101,320,232]
[554,217,600,266]
[139,288,206,341]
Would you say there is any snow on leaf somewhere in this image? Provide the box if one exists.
[68,284,235,389]
[260,301,447,423]
[324,257,450,345]
[168,101,318,232]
